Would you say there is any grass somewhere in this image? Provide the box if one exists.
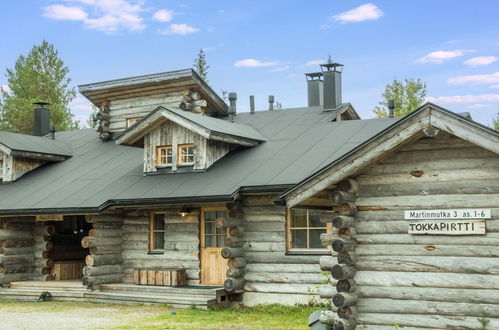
[0,299,316,329]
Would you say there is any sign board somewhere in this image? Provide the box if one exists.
[36,215,64,222]
[408,219,486,235]
[405,209,491,220]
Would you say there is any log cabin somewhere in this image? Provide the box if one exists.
[0,62,498,323]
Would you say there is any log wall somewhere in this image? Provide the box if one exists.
[0,217,35,285]
[121,210,201,285]
[330,133,499,328]
[241,195,331,306]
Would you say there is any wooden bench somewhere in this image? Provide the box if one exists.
[133,268,187,287]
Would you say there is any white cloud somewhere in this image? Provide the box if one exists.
[306,59,325,66]
[159,23,199,35]
[1,85,12,95]
[333,3,383,24]
[490,84,499,89]
[466,103,489,109]
[152,9,173,22]
[463,56,498,67]
[271,66,290,72]
[426,94,499,104]
[42,0,145,33]
[416,49,473,63]
[43,5,88,21]
[70,97,93,112]
[234,59,279,68]
[448,72,499,85]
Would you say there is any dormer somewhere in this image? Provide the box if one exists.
[0,131,72,183]
[78,69,228,140]
[115,107,266,173]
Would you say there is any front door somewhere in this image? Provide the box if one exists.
[200,208,228,285]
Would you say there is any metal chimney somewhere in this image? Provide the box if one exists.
[33,102,51,136]
[268,95,274,110]
[249,95,255,114]
[320,62,344,110]
[228,92,237,121]
[388,99,395,118]
[305,72,323,107]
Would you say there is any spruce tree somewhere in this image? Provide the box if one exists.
[193,48,209,82]
[0,40,78,134]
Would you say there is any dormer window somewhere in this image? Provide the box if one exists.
[156,146,173,166]
[178,144,194,166]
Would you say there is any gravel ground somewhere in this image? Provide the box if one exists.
[0,300,167,329]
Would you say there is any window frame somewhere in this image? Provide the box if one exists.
[177,144,195,166]
[148,212,166,252]
[156,145,173,167]
[286,208,331,253]
[126,117,142,128]
[200,207,229,249]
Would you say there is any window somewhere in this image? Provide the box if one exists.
[156,146,173,166]
[202,209,228,248]
[287,209,329,250]
[178,144,194,165]
[149,213,165,251]
[126,117,142,128]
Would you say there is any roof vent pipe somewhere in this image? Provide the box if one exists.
[320,62,343,110]
[33,102,51,137]
[268,95,274,110]
[249,95,255,114]
[388,99,395,118]
[305,72,323,107]
[228,92,237,122]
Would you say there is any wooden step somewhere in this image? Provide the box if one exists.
[99,283,227,297]
[83,291,217,307]
[9,280,86,291]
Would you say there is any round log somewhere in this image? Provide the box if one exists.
[337,179,358,193]
[35,241,54,252]
[226,267,245,278]
[320,233,336,246]
[221,247,244,259]
[224,237,244,248]
[88,229,121,237]
[337,252,357,265]
[34,224,55,235]
[332,238,356,253]
[81,237,122,249]
[82,265,121,277]
[89,246,121,255]
[330,191,356,204]
[34,266,51,275]
[319,285,336,298]
[333,318,356,330]
[0,247,34,255]
[338,203,358,216]
[96,112,111,121]
[85,254,122,267]
[179,101,193,111]
[35,251,50,259]
[215,217,243,229]
[227,200,244,212]
[3,223,34,231]
[228,226,244,237]
[0,263,32,274]
[320,255,336,271]
[337,306,358,320]
[227,257,246,269]
[34,258,55,268]
[0,254,33,265]
[85,215,123,223]
[332,292,358,308]
[82,274,121,287]
[224,277,245,292]
[228,209,244,218]
[336,279,356,293]
[331,264,357,280]
[0,273,34,284]
[332,216,355,229]
[92,222,122,229]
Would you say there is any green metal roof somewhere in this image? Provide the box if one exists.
[0,131,72,158]
[0,106,399,215]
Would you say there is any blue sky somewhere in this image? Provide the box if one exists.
[1,1,499,126]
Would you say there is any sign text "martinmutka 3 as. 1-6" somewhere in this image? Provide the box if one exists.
[405,209,490,235]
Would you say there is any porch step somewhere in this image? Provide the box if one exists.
[9,280,86,291]
[100,283,227,297]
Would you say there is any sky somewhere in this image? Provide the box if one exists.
[0,1,499,126]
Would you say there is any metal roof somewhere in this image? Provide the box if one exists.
[0,131,72,158]
[115,106,267,146]
[0,106,399,215]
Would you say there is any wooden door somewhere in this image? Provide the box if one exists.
[200,208,228,285]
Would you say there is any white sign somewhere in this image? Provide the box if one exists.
[408,219,486,235]
[405,209,491,220]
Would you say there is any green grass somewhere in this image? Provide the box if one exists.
[0,299,316,329]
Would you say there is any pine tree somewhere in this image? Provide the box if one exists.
[0,40,78,134]
[193,48,209,82]
[373,79,427,117]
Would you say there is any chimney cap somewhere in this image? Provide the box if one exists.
[320,63,344,72]
[32,101,51,108]
[305,72,323,81]
[228,92,237,101]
